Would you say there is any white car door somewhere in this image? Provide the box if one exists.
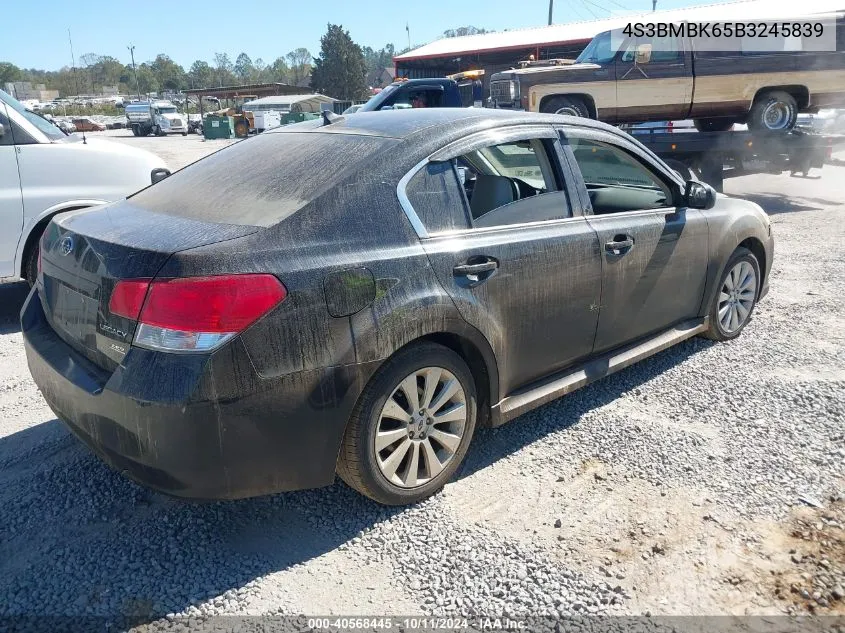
[0,101,24,278]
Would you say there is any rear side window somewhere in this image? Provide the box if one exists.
[405,161,469,234]
[456,138,571,228]
[129,131,398,227]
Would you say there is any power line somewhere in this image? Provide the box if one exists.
[579,0,601,19]
[580,0,610,15]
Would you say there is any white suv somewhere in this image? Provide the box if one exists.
[1,89,169,284]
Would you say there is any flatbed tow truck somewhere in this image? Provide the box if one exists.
[622,123,844,191]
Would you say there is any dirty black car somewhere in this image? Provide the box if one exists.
[22,109,774,505]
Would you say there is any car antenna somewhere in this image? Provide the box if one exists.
[321,110,344,126]
[68,29,86,144]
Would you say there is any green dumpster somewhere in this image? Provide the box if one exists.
[280,112,321,126]
[203,115,234,139]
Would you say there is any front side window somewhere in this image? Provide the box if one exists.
[568,137,674,214]
[456,138,570,228]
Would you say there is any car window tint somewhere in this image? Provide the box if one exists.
[405,161,469,234]
[569,138,673,214]
[456,139,570,228]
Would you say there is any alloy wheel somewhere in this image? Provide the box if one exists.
[763,102,791,130]
[374,367,467,488]
[718,261,757,333]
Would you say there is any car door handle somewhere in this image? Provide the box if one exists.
[605,236,634,254]
[453,261,498,276]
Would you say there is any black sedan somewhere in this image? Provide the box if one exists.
[22,109,773,505]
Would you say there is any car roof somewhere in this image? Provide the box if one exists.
[269,108,622,141]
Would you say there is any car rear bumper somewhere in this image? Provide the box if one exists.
[21,287,375,500]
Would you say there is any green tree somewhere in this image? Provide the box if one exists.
[269,57,290,83]
[135,63,159,95]
[150,54,185,91]
[286,48,312,86]
[213,52,234,86]
[443,26,490,38]
[234,52,254,82]
[79,53,102,94]
[252,58,268,83]
[310,24,367,100]
[361,44,395,74]
[188,60,214,88]
[0,62,22,85]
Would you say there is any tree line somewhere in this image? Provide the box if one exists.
[0,24,489,101]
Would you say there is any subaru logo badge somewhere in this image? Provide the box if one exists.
[59,236,74,256]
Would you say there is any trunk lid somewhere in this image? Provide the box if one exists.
[39,200,260,371]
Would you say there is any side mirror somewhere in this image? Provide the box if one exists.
[684,180,717,209]
[636,43,652,64]
[151,168,171,184]
[0,123,5,137]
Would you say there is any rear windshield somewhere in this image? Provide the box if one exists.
[129,131,397,227]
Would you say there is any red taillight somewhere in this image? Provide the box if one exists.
[109,279,152,320]
[109,274,287,352]
[139,275,286,332]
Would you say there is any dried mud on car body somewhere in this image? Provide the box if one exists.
[0,142,842,621]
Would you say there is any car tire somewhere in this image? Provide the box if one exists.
[24,240,39,287]
[693,118,735,133]
[337,342,478,505]
[701,247,761,342]
[748,91,798,133]
[182,131,188,136]
[541,96,591,118]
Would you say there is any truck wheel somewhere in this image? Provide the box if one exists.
[541,96,591,118]
[131,125,139,137]
[336,342,478,505]
[694,118,735,133]
[153,125,162,136]
[748,91,797,133]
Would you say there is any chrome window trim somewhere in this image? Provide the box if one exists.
[397,125,566,240]
[396,157,432,239]
[423,211,588,239]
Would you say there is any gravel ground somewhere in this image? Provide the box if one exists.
[0,136,842,626]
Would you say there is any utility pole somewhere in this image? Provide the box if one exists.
[127,44,140,101]
[652,0,657,11]
[548,0,554,25]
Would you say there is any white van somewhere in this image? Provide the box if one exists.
[1,89,169,284]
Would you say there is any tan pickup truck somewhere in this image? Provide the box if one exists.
[489,22,845,132]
